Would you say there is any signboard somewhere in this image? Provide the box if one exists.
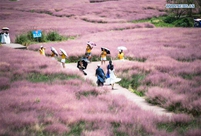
[32,30,42,38]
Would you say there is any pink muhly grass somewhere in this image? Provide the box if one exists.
[171,114,192,125]
[190,99,201,112]
[185,129,201,136]
[0,111,38,130]
[146,87,174,105]
[44,123,69,134]
[81,129,111,136]
[0,77,10,90]
[0,61,10,72]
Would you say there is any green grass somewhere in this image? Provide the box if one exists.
[119,74,146,96]
[132,16,194,27]
[157,119,201,135]
[67,121,85,136]
[132,16,175,27]
[0,85,10,91]
[147,94,201,116]
[15,31,77,46]
[129,86,144,97]
[27,72,80,83]
[76,90,99,99]
[111,122,129,136]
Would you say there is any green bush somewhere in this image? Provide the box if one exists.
[15,34,31,46]
[46,31,63,41]
[163,16,177,23]
[163,16,193,27]
[174,18,193,27]
[15,31,74,46]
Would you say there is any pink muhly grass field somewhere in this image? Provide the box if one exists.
[0,79,174,135]
[0,47,183,135]
[1,0,201,135]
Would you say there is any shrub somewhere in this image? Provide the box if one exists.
[15,31,74,46]
[174,18,193,27]
[46,31,63,41]
[15,34,31,46]
[163,16,177,23]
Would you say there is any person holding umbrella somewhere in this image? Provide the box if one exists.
[118,49,124,60]
[39,45,46,56]
[117,46,127,60]
[85,41,95,62]
[50,47,58,58]
[60,48,68,68]
[100,48,108,65]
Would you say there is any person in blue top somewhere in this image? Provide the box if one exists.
[95,64,106,86]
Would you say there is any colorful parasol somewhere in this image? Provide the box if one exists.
[101,47,110,54]
[51,47,58,56]
[87,41,96,48]
[117,46,127,51]
[60,48,68,57]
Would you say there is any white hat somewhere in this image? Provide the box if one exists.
[97,64,100,67]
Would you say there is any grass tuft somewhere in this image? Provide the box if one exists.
[15,31,76,46]
[119,74,146,96]
[27,72,80,83]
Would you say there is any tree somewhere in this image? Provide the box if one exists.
[166,0,200,18]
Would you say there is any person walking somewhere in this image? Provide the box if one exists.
[59,48,68,68]
[106,64,121,90]
[95,64,106,86]
[77,57,88,75]
[100,49,107,65]
[50,47,58,58]
[106,60,113,78]
[85,42,94,62]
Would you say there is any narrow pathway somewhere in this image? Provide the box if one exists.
[2,43,27,49]
[66,60,173,117]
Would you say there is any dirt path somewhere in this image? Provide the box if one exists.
[65,60,173,117]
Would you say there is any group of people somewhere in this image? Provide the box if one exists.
[39,45,68,68]
[39,41,124,89]
[95,60,121,89]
